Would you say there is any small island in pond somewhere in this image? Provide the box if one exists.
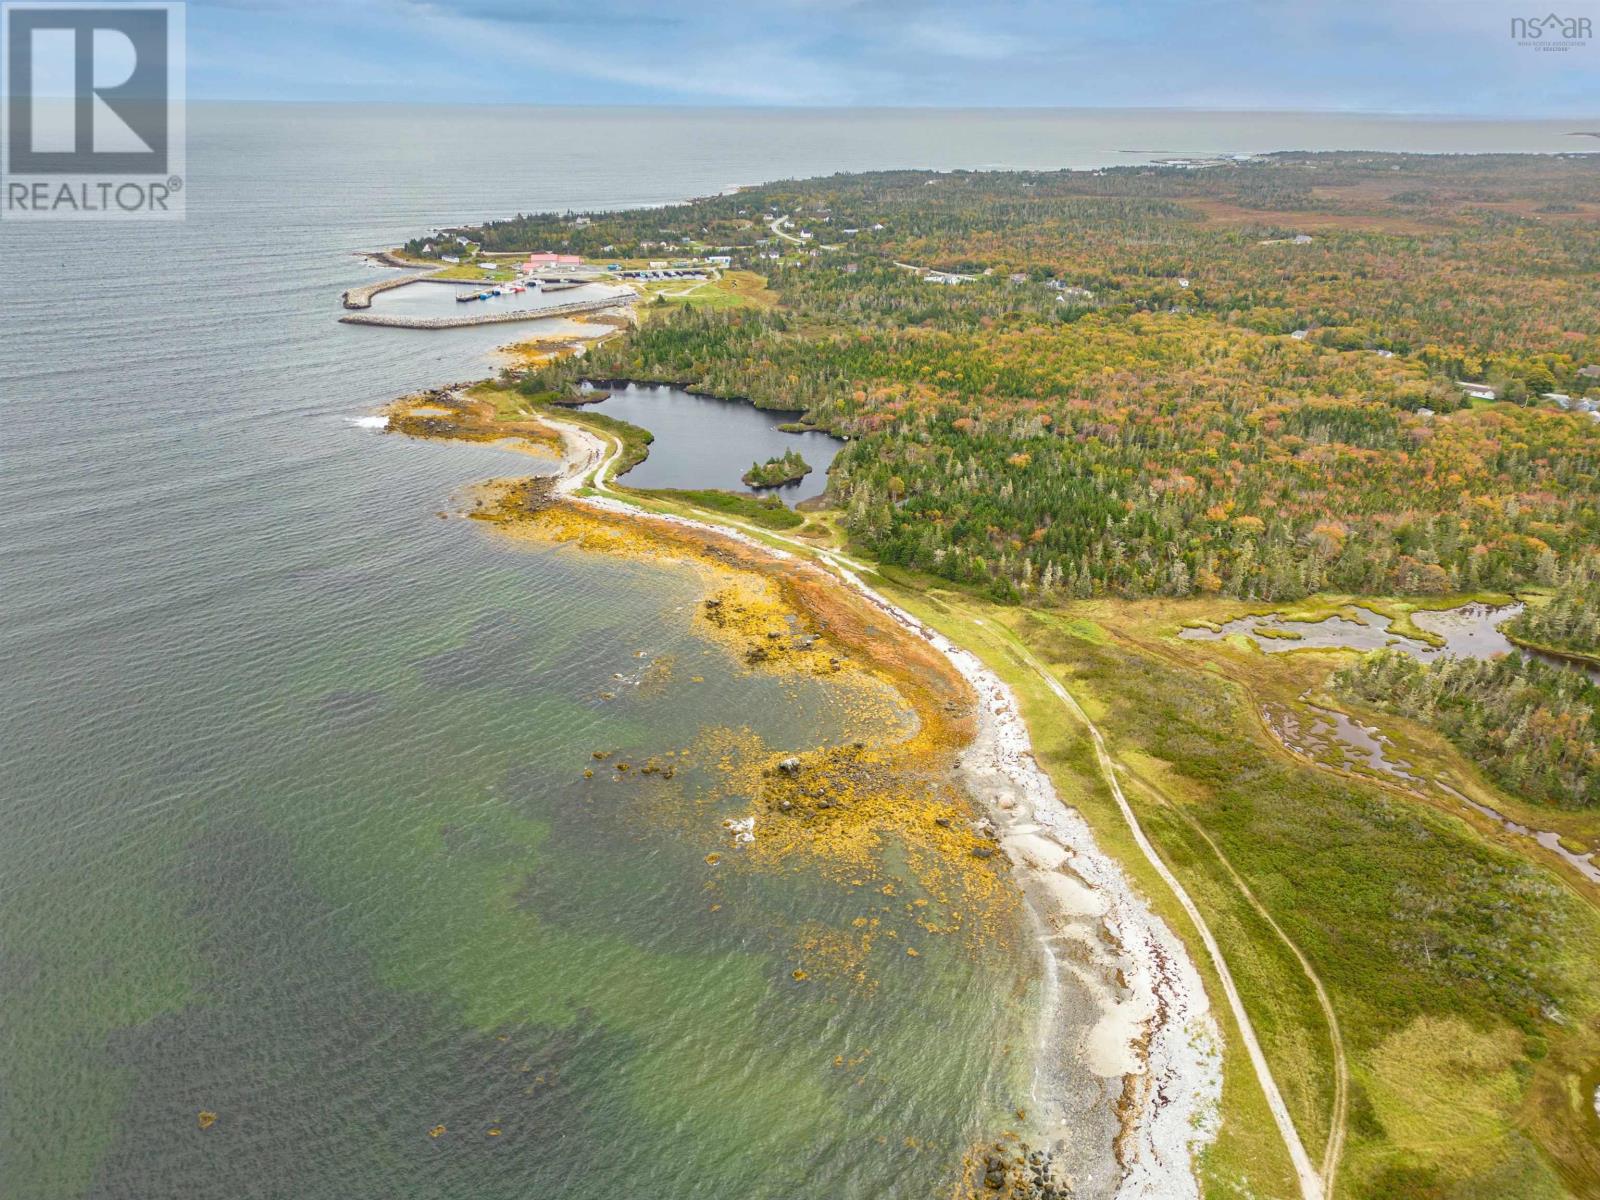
[743,448,812,488]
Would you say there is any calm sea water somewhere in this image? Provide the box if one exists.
[1,105,1587,1199]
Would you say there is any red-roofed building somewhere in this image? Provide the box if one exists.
[524,252,583,269]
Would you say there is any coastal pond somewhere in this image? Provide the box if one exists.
[1184,601,1600,885]
[1,117,1058,1200]
[579,382,845,503]
[18,104,1600,1200]
[1180,599,1600,683]
[1178,601,1524,661]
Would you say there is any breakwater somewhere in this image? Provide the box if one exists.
[339,293,637,329]
[342,271,442,309]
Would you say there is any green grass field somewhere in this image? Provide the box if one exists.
[627,488,803,529]
[451,378,1600,1199]
[877,589,1600,1200]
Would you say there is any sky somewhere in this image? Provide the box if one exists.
[187,0,1600,115]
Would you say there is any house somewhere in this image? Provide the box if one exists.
[1457,381,1497,400]
[441,255,460,264]
[1177,278,1190,288]
[1290,329,1309,340]
[524,252,582,269]
[706,255,732,267]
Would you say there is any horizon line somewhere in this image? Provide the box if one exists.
[182,99,1600,123]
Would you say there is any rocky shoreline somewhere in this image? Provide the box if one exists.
[535,415,1224,1198]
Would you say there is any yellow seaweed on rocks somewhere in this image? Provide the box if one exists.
[196,1111,217,1130]
[472,482,1021,978]
[790,922,882,993]
[385,387,561,455]
[428,1124,446,1138]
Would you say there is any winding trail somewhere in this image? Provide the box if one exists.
[537,415,1228,1196]
[941,615,1326,1200]
[535,410,1326,1199]
[1116,761,1348,1193]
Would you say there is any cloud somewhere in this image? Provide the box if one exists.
[183,0,1600,113]
[901,20,1028,60]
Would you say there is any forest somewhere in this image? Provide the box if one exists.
[1336,650,1600,809]
[743,449,812,488]
[481,154,1600,603]
[1507,562,1600,659]
[447,149,1600,1200]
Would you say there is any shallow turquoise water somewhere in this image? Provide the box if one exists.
[0,106,1044,1199]
[2,104,1577,1198]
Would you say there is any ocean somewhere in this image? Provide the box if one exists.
[1,104,1588,1198]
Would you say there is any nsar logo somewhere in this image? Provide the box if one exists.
[1510,11,1593,50]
